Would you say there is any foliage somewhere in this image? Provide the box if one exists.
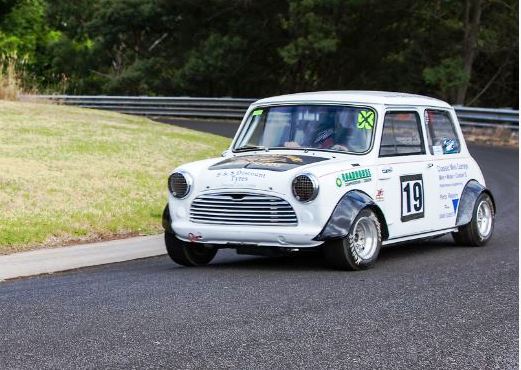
[423,57,469,100]
[0,0,517,107]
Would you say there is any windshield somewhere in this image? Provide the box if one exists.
[234,105,376,153]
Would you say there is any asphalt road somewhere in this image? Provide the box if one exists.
[0,119,518,369]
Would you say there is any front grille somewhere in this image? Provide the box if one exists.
[190,192,298,226]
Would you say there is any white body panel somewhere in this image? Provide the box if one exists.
[167,91,487,248]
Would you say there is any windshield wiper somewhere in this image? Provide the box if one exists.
[234,145,268,152]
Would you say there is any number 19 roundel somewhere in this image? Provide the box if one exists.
[400,174,424,222]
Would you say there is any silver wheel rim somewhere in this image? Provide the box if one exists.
[476,200,493,238]
[352,217,378,259]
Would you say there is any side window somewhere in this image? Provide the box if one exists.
[424,110,460,155]
[379,111,425,156]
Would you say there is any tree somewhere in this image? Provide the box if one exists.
[0,0,517,107]
[456,0,482,104]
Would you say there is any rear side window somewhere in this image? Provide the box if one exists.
[379,112,425,156]
[424,110,460,155]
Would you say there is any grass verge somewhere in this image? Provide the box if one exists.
[0,101,230,254]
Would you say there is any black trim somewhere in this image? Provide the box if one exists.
[313,190,376,241]
[162,204,173,233]
[455,180,496,226]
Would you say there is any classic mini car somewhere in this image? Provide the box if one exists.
[162,91,495,270]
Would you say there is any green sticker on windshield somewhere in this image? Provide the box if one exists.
[252,109,263,116]
[357,110,375,130]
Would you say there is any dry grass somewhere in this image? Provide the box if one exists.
[0,101,230,253]
[0,57,22,100]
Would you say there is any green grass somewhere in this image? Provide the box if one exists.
[0,101,230,253]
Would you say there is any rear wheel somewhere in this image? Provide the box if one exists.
[452,193,494,247]
[164,231,217,266]
[323,208,382,270]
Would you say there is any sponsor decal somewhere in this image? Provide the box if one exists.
[452,198,459,212]
[441,138,459,154]
[376,188,384,201]
[432,145,443,156]
[188,232,202,243]
[252,109,263,116]
[336,169,372,187]
[216,169,266,183]
[437,162,467,219]
[357,110,375,130]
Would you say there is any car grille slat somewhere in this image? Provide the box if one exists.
[190,192,298,226]
[191,208,296,215]
[192,199,288,206]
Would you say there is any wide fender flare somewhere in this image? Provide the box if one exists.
[162,203,173,233]
[456,180,496,227]
[313,190,387,241]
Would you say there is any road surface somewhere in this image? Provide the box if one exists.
[0,119,518,369]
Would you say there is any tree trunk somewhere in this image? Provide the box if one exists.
[456,0,483,105]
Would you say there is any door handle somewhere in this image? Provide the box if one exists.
[427,163,434,168]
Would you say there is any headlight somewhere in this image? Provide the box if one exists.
[168,171,192,198]
[292,173,319,202]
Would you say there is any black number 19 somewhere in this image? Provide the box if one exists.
[404,182,423,212]
[401,175,424,222]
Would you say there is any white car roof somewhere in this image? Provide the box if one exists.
[253,90,452,109]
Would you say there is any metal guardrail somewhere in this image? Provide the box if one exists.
[23,95,519,129]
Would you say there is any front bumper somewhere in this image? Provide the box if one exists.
[170,217,323,248]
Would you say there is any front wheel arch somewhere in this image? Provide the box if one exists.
[162,203,173,233]
[313,190,389,242]
[368,205,389,240]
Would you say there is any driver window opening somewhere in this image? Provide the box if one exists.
[379,111,425,157]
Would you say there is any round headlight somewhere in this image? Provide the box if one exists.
[168,171,192,198]
[292,174,319,202]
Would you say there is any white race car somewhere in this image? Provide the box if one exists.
[162,91,495,270]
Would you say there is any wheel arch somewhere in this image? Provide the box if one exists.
[162,203,173,233]
[456,179,496,227]
[368,204,390,240]
[313,189,389,241]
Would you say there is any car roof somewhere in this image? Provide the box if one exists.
[253,90,452,109]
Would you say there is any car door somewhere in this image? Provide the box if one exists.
[375,109,435,239]
[422,108,471,230]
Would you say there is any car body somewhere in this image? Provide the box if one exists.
[163,91,496,270]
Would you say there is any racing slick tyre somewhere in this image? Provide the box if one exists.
[452,193,494,247]
[164,231,217,266]
[323,208,382,271]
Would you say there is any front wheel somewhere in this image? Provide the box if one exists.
[165,231,217,266]
[452,193,495,247]
[323,208,382,270]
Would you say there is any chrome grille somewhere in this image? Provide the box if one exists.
[190,192,298,226]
